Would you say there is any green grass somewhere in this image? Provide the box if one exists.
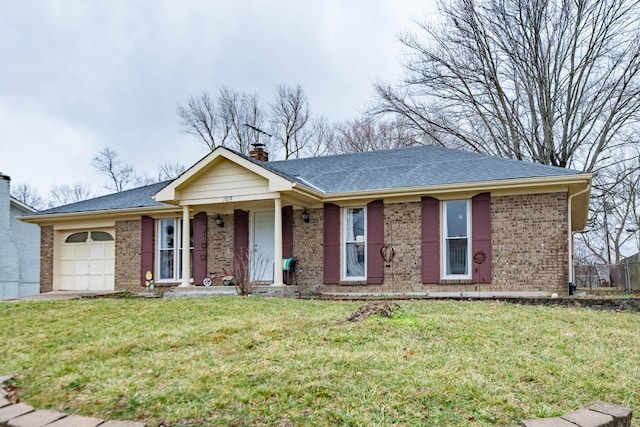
[0,297,638,426]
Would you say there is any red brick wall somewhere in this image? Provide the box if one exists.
[491,192,568,293]
[40,226,53,293]
[114,219,142,292]
[292,207,324,286]
[321,193,569,295]
[100,192,568,294]
[207,213,235,279]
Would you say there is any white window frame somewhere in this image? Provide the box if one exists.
[342,207,366,281]
[441,200,472,280]
[156,219,193,282]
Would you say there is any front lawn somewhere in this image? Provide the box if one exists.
[0,297,638,426]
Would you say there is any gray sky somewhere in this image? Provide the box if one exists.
[0,0,437,198]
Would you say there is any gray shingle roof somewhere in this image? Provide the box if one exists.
[33,180,171,215]
[30,146,584,216]
[264,145,582,193]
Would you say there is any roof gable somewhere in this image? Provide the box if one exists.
[154,147,294,204]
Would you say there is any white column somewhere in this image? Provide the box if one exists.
[272,197,284,286]
[179,205,192,287]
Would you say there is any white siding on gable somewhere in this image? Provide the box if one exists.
[179,159,274,203]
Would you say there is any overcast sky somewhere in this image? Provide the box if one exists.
[0,0,438,199]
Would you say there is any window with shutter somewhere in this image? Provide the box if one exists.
[442,200,471,279]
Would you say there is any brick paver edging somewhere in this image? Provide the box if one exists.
[0,375,145,427]
[1,375,633,426]
[510,402,632,427]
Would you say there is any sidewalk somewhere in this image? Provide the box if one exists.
[0,291,118,302]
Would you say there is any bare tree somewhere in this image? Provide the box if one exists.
[157,162,186,181]
[578,154,640,263]
[218,87,265,155]
[304,116,336,157]
[374,0,640,173]
[270,84,311,159]
[10,183,45,210]
[48,184,94,208]
[331,115,419,154]
[92,147,135,192]
[177,92,225,151]
[178,87,266,155]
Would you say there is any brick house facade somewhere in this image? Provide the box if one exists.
[25,146,590,296]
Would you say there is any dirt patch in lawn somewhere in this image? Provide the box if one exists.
[347,301,401,322]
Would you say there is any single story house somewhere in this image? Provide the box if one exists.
[1,173,40,299]
[20,145,591,296]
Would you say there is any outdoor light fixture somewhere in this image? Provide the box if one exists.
[301,208,310,223]
[215,214,224,227]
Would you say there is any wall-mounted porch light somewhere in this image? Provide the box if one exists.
[215,214,224,227]
[301,208,310,223]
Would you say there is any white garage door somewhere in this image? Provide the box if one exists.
[59,230,115,291]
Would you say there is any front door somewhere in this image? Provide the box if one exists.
[252,211,275,282]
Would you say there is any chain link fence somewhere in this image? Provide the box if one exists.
[575,260,640,293]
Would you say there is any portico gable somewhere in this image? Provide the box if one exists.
[154,148,294,206]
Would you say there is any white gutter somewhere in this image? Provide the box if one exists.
[568,183,591,286]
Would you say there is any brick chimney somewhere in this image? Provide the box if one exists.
[249,143,268,162]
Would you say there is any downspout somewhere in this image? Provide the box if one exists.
[568,183,591,294]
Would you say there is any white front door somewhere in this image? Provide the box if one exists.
[252,211,275,282]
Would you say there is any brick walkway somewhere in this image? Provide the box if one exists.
[0,375,145,427]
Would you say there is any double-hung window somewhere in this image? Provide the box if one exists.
[157,219,193,281]
[343,207,366,280]
[442,200,471,279]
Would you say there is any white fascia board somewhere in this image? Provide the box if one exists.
[18,205,179,224]
[320,174,592,203]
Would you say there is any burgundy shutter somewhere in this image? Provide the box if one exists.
[140,216,154,286]
[472,192,492,283]
[421,197,440,283]
[282,206,294,284]
[234,209,249,281]
[282,206,294,258]
[323,203,340,284]
[193,212,208,285]
[367,200,384,284]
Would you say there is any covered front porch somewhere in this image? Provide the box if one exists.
[152,147,321,289]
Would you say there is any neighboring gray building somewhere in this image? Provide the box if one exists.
[0,173,40,299]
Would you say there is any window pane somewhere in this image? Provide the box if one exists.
[65,232,88,243]
[90,231,114,241]
[160,220,175,249]
[159,249,174,280]
[346,208,365,241]
[346,242,365,277]
[447,238,468,275]
[447,201,467,237]
[344,208,365,278]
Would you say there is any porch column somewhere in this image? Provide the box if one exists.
[272,197,284,286]
[179,205,192,287]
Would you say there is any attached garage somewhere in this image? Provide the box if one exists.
[58,229,115,291]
